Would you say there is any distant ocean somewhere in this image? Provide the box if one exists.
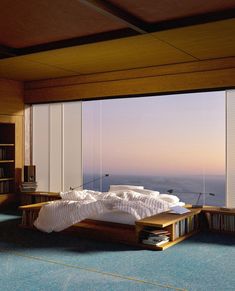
[83,174,225,206]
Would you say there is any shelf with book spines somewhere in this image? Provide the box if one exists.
[203,207,235,234]
[136,208,201,250]
[0,123,15,195]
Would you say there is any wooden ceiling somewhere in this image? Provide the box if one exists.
[0,0,235,81]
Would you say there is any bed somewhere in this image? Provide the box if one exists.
[32,185,185,232]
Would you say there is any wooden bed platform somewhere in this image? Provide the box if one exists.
[19,202,138,246]
[19,202,208,250]
[18,194,235,250]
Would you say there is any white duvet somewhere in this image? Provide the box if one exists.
[34,189,179,233]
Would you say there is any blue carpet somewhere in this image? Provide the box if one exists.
[0,211,235,291]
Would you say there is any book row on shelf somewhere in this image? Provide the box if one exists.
[205,213,235,232]
[0,180,11,194]
[139,227,170,246]
[0,148,11,160]
[174,215,199,239]
[0,167,11,178]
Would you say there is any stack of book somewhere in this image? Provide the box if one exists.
[140,228,170,246]
[20,181,37,192]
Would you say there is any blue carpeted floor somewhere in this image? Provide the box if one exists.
[0,210,235,291]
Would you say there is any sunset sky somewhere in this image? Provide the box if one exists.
[83,91,225,177]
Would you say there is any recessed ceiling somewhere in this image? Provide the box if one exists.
[0,0,127,48]
[108,0,235,23]
[0,1,235,81]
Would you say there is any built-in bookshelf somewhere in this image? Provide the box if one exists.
[0,123,15,195]
[19,203,235,250]
[136,208,201,250]
[203,207,235,234]
[20,191,61,205]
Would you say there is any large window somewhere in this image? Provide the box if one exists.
[83,92,225,206]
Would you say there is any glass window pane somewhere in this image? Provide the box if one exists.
[82,91,225,206]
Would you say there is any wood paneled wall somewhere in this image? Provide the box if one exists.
[25,57,235,103]
[0,79,24,115]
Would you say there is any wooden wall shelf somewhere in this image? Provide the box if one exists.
[0,123,15,195]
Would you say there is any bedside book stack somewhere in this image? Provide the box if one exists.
[20,181,37,192]
[140,228,170,246]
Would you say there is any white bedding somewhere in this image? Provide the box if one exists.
[34,189,184,232]
[89,211,137,225]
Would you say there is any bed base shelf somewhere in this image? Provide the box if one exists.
[19,202,235,250]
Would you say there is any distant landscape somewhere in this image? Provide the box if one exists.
[83,92,225,207]
[83,174,225,206]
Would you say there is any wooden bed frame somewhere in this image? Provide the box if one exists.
[19,202,206,250]
[19,202,138,246]
[18,193,235,250]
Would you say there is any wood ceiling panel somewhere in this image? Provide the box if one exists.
[0,57,80,81]
[0,0,126,48]
[22,34,195,75]
[156,19,235,60]
[109,0,235,23]
[1,18,234,81]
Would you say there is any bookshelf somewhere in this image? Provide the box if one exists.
[20,191,61,205]
[202,206,235,234]
[136,208,201,250]
[0,123,15,195]
[19,204,235,250]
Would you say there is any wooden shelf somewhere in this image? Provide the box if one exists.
[202,207,235,233]
[20,191,61,205]
[22,191,60,198]
[0,144,14,146]
[0,177,14,181]
[0,123,15,197]
[138,230,200,251]
[19,203,235,250]
[137,208,202,228]
[202,206,235,215]
[136,207,201,250]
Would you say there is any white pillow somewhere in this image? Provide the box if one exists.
[158,194,180,204]
[109,185,144,191]
[130,188,160,197]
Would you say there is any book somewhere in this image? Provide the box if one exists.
[169,205,191,214]
[142,238,169,246]
[141,228,169,235]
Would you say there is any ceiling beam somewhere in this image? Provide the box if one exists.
[78,0,235,34]
[0,28,137,60]
[0,45,17,59]
[77,0,148,34]
[1,2,235,61]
